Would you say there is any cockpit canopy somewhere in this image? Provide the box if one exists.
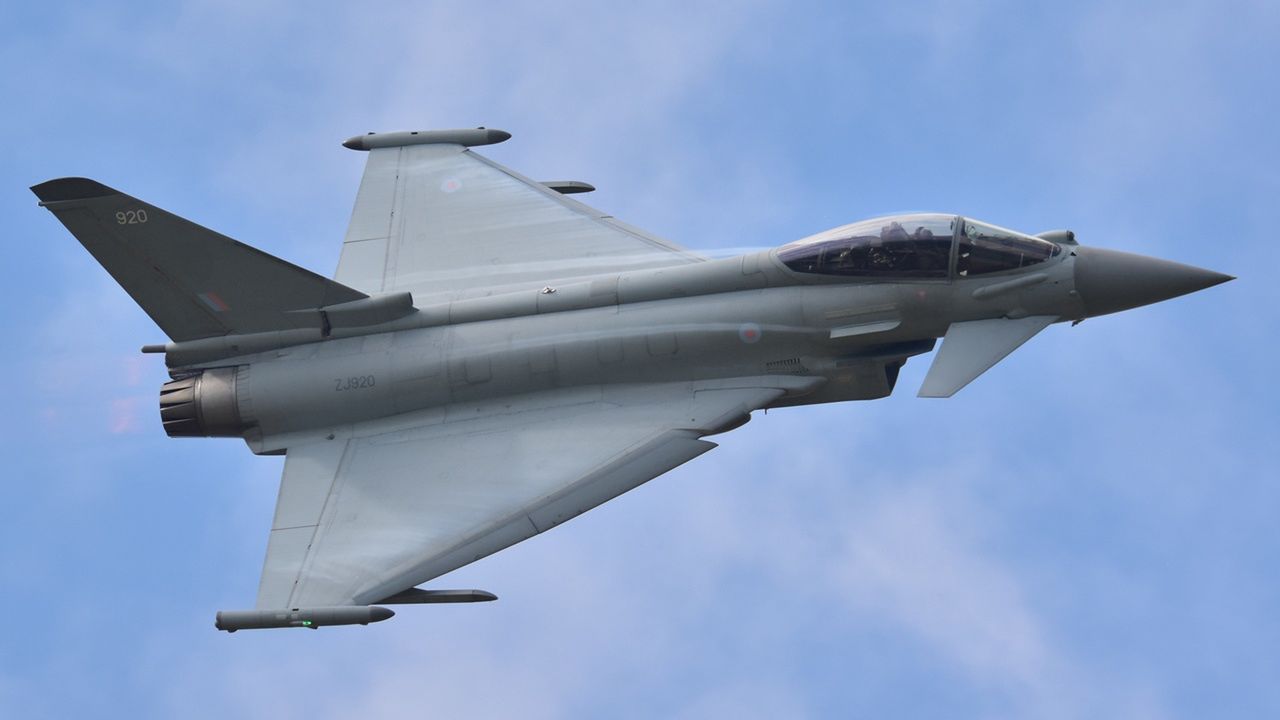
[776,213,1061,279]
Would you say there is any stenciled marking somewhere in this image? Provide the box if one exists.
[738,322,762,344]
[197,291,230,312]
[335,375,376,391]
[115,209,148,224]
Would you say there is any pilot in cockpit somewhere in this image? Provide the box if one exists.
[881,221,909,243]
[865,221,906,269]
[777,213,1057,279]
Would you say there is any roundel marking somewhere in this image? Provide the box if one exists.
[738,323,762,344]
[440,178,462,193]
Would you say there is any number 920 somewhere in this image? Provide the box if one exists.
[115,209,148,224]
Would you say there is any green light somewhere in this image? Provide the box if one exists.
[302,621,312,626]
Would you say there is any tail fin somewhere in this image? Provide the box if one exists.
[32,177,366,342]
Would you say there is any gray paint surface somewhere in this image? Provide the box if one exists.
[335,141,702,299]
[32,179,365,341]
[30,129,1232,629]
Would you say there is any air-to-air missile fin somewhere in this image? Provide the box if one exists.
[918,316,1057,398]
[31,178,367,342]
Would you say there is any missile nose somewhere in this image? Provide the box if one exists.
[1073,246,1233,318]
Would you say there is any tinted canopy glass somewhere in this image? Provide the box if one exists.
[778,214,955,278]
[957,219,1060,276]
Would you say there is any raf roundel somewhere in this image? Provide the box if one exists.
[738,322,762,344]
[440,178,462,193]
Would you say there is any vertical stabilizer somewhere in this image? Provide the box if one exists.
[33,178,367,342]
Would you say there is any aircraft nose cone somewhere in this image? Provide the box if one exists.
[1074,246,1233,318]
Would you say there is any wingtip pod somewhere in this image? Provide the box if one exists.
[342,127,511,151]
[215,605,394,632]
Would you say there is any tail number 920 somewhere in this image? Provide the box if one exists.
[115,209,149,224]
[335,375,376,391]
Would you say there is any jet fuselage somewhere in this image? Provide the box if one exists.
[173,238,1090,453]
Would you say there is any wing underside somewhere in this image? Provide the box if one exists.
[256,377,816,609]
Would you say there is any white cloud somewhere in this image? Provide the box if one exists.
[833,488,1050,676]
[658,415,1181,719]
[671,680,808,720]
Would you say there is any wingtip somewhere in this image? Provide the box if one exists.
[31,177,119,203]
[916,384,958,399]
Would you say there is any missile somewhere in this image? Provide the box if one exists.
[215,605,394,632]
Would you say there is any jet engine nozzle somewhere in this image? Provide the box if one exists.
[159,367,248,438]
[1073,246,1233,318]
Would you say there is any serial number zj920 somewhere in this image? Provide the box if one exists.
[334,375,376,391]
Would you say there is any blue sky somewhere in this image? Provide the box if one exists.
[2,1,1277,717]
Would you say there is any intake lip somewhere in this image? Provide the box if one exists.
[1073,246,1233,318]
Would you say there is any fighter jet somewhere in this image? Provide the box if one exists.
[32,128,1231,631]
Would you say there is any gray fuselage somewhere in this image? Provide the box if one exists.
[173,239,1084,453]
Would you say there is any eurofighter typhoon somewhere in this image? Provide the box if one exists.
[32,128,1232,631]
